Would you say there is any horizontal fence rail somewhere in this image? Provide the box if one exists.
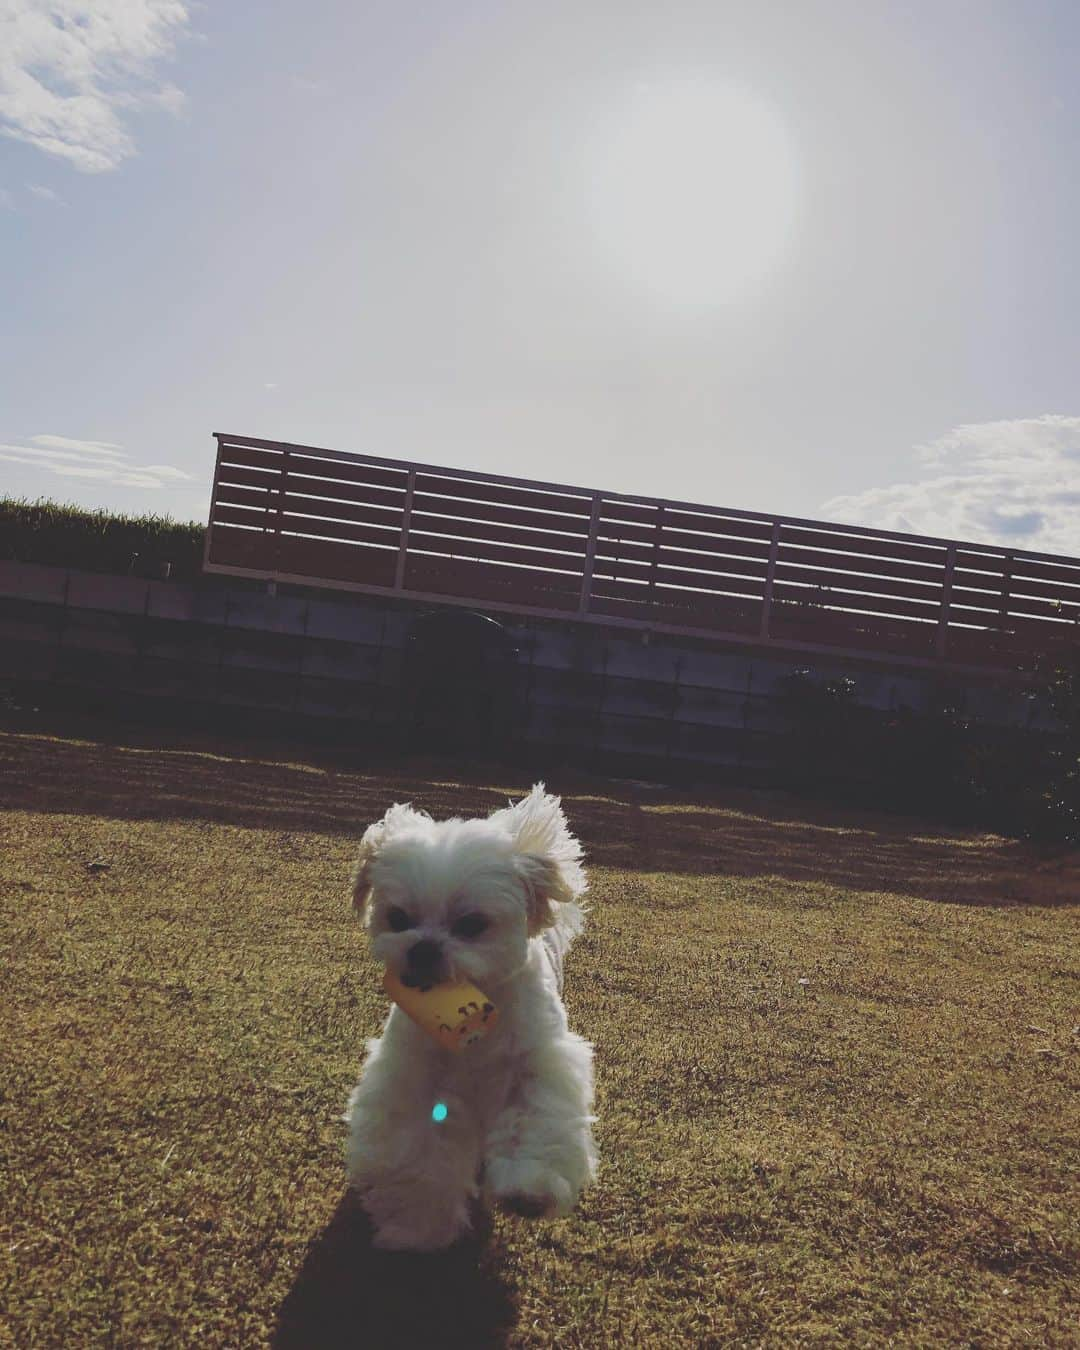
[204,433,1080,672]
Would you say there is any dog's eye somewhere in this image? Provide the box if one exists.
[386,906,413,932]
[451,913,489,939]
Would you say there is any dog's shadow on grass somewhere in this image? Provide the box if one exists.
[273,1190,517,1350]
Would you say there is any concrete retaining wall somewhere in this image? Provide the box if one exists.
[0,561,1054,772]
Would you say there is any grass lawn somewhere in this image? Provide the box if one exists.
[1,720,1078,1347]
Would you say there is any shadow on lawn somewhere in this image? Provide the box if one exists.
[1,724,1076,907]
[273,1190,516,1350]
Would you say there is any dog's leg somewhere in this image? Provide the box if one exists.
[482,1032,597,1220]
[345,1037,480,1251]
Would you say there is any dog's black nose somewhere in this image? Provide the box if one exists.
[406,938,442,971]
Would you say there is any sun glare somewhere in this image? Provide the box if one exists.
[584,81,799,309]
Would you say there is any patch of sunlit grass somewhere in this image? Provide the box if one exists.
[1,726,1077,1346]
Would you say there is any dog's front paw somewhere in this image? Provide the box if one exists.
[484,1157,574,1220]
[352,1182,473,1252]
[370,1209,470,1252]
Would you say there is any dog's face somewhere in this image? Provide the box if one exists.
[351,785,585,992]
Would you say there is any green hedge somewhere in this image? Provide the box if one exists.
[0,498,205,581]
[777,663,1080,843]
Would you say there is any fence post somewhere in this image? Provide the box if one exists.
[271,449,288,577]
[648,503,665,596]
[203,434,225,576]
[394,468,416,592]
[936,543,957,661]
[579,494,602,616]
[998,552,1014,630]
[758,520,782,641]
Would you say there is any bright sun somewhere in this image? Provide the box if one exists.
[584,81,799,309]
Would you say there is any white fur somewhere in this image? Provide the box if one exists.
[344,784,598,1251]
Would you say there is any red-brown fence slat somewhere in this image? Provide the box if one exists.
[281,474,406,511]
[953,548,1011,573]
[589,555,653,586]
[207,525,277,571]
[592,536,656,566]
[775,543,946,587]
[771,581,941,622]
[285,454,407,491]
[1002,593,1080,623]
[276,512,402,549]
[949,584,1012,613]
[780,524,947,566]
[211,504,280,533]
[216,443,287,474]
[410,491,591,537]
[597,504,774,546]
[404,554,581,609]
[594,519,774,560]
[656,531,773,564]
[591,573,764,606]
[215,463,291,494]
[955,572,1015,599]
[276,491,404,533]
[1008,555,1080,589]
[655,547,770,582]
[406,509,588,556]
[773,561,943,605]
[1005,571,1080,604]
[276,535,398,588]
[406,529,585,575]
[661,507,776,542]
[594,497,668,528]
[651,571,766,603]
[215,483,284,515]
[594,517,664,548]
[413,472,592,518]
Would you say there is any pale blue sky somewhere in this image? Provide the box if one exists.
[1,1,1078,555]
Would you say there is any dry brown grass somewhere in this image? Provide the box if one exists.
[1,721,1078,1348]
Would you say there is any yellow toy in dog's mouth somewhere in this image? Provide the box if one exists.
[383,969,500,1053]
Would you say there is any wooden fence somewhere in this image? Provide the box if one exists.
[204,433,1080,673]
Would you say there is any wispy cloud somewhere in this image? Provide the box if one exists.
[28,181,65,204]
[30,433,124,453]
[0,433,191,489]
[822,415,1080,558]
[0,2,191,173]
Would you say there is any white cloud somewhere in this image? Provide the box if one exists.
[0,433,191,488]
[822,415,1080,558]
[0,2,191,173]
[140,463,190,479]
[31,433,124,454]
[28,181,65,203]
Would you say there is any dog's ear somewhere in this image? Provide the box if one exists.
[350,820,385,918]
[350,803,421,918]
[503,784,586,934]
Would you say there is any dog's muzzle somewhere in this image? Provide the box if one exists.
[400,938,444,988]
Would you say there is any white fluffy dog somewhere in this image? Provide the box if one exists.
[344,784,597,1252]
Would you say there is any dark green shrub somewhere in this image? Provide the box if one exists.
[0,498,205,580]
